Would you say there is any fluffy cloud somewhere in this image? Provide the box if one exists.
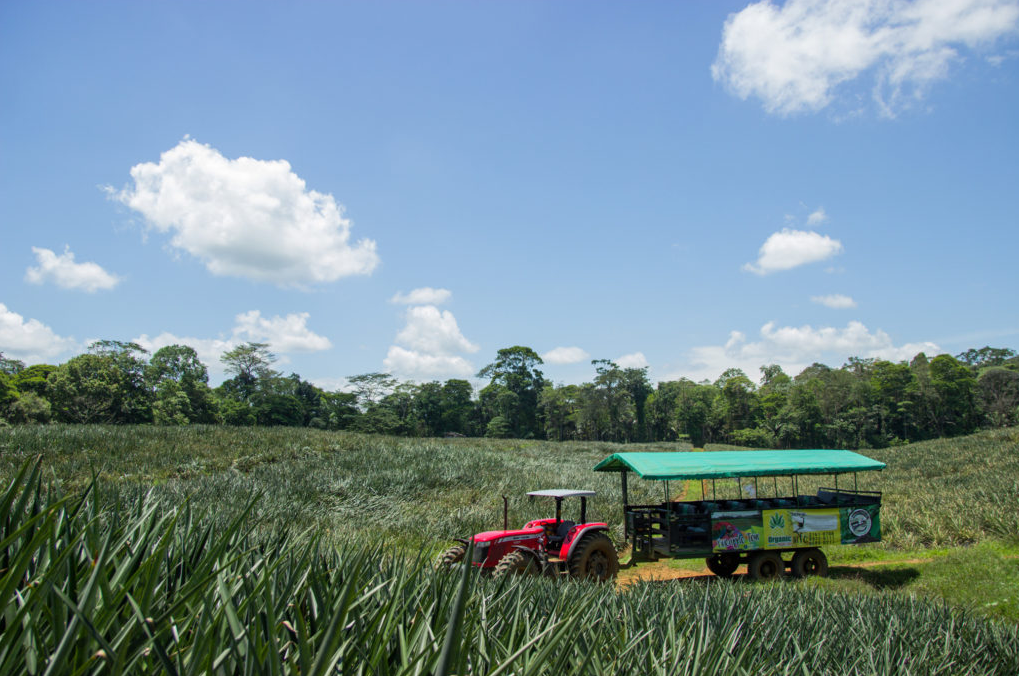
[25,246,120,292]
[811,293,857,308]
[383,346,476,380]
[543,346,590,365]
[394,306,479,356]
[674,320,939,382]
[383,299,479,381]
[390,288,452,305]
[616,352,650,369]
[113,138,379,287]
[232,311,332,352]
[744,228,843,274]
[712,0,1019,116]
[0,303,78,363]
[134,310,331,375]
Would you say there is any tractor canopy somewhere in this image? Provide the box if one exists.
[527,489,596,498]
[593,449,885,481]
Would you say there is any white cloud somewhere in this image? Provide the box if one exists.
[806,208,828,226]
[384,303,479,381]
[383,346,476,380]
[390,287,452,305]
[113,138,379,287]
[543,346,590,365]
[233,310,332,353]
[394,306,479,356]
[616,352,650,369]
[811,293,857,308]
[744,228,843,274]
[25,246,120,292]
[712,0,1019,116]
[133,310,331,376]
[672,320,939,382]
[0,303,78,363]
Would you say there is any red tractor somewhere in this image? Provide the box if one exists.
[439,489,619,582]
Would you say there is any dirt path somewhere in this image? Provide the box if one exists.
[615,557,935,588]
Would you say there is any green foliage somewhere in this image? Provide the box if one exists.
[47,342,152,424]
[10,363,56,397]
[477,346,545,438]
[7,391,52,424]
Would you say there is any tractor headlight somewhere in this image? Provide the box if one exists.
[472,543,490,565]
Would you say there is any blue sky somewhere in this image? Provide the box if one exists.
[2,0,1018,389]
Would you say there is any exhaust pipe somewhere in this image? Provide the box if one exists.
[503,495,509,531]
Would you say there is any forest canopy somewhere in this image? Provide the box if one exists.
[1,342,1016,449]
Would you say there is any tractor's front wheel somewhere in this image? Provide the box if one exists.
[705,553,740,578]
[493,550,538,579]
[568,532,619,582]
[437,545,466,570]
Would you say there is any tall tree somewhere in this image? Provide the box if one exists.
[220,342,278,401]
[347,372,398,410]
[477,346,545,438]
[147,345,217,424]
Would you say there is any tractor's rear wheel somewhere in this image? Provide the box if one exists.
[747,551,784,581]
[791,548,828,578]
[493,550,538,579]
[705,553,740,577]
[437,545,466,570]
[568,532,619,582]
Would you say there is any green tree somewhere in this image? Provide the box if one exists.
[440,379,475,436]
[477,346,544,438]
[674,380,717,447]
[0,370,17,423]
[320,390,360,429]
[7,392,51,424]
[48,353,134,424]
[714,368,757,439]
[347,372,398,410]
[147,345,217,423]
[977,368,1019,427]
[957,346,1017,370]
[220,342,278,401]
[12,364,58,397]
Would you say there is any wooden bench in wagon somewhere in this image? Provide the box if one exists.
[593,450,886,580]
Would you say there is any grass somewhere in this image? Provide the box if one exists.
[1,425,1016,552]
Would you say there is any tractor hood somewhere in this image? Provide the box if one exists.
[471,526,544,544]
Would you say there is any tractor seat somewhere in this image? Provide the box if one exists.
[553,520,576,541]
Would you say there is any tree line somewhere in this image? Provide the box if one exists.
[1,342,1017,448]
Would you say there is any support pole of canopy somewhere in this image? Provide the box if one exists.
[620,471,629,539]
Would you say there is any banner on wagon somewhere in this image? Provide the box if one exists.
[761,508,841,548]
[710,511,763,552]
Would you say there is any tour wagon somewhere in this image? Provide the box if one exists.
[593,449,885,580]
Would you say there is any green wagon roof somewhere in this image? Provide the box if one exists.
[593,450,885,480]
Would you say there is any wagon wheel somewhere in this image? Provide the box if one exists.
[567,532,619,582]
[705,553,740,578]
[791,548,828,578]
[437,545,465,570]
[493,550,538,579]
[747,551,784,581]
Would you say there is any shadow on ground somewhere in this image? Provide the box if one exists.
[828,565,921,589]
